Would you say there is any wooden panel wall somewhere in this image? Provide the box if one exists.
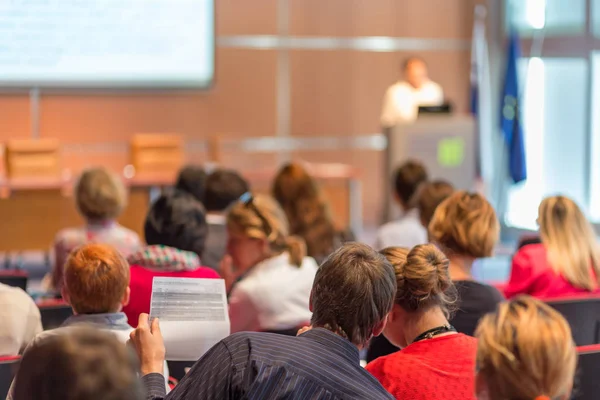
[0,0,481,231]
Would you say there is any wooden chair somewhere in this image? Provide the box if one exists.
[130,134,184,180]
[5,139,61,180]
[546,295,600,346]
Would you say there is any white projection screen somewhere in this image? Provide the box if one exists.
[0,0,215,88]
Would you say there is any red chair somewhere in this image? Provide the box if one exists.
[37,299,73,330]
[0,356,19,398]
[573,345,600,399]
[546,295,600,346]
[0,270,28,291]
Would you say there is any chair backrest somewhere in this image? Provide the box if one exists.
[546,296,600,346]
[573,345,600,400]
[37,300,73,330]
[0,356,20,399]
[0,270,28,291]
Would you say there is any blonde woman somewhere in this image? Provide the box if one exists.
[366,244,477,400]
[475,296,576,400]
[223,193,318,334]
[428,191,504,336]
[505,195,600,298]
[49,167,142,292]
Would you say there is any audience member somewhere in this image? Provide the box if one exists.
[9,243,168,399]
[12,327,144,400]
[124,190,219,327]
[131,243,396,399]
[225,193,317,334]
[0,283,42,356]
[175,165,207,203]
[375,160,428,249]
[416,179,454,228]
[272,162,353,263]
[202,169,249,270]
[475,296,576,400]
[366,245,477,399]
[49,167,142,291]
[428,191,504,336]
[505,195,600,298]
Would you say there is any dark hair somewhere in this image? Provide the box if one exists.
[416,180,455,227]
[203,169,249,212]
[310,243,396,346]
[272,163,339,261]
[394,160,428,205]
[402,56,426,71]
[175,165,207,202]
[13,327,143,400]
[144,190,208,256]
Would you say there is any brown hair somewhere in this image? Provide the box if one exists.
[272,163,338,261]
[538,195,600,291]
[416,180,455,227]
[393,160,428,205]
[64,243,130,314]
[13,327,143,400]
[476,296,576,400]
[428,191,499,258]
[227,194,306,267]
[381,244,457,317]
[310,242,396,346]
[75,167,127,221]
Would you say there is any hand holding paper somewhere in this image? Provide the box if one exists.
[129,314,166,376]
[149,277,230,361]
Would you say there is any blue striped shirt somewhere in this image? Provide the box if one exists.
[143,328,394,400]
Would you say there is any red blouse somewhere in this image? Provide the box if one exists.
[504,243,600,299]
[366,333,477,400]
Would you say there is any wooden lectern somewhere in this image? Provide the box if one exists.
[384,116,476,222]
[6,138,61,181]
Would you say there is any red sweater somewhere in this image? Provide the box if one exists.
[504,243,600,299]
[123,264,220,327]
[366,334,477,400]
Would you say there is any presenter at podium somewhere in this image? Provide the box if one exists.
[380,57,444,127]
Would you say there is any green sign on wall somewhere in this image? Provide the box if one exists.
[438,137,465,167]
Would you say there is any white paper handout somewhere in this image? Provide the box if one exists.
[150,277,230,361]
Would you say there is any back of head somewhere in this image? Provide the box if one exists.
[144,190,208,256]
[416,180,455,227]
[428,191,499,258]
[393,160,428,206]
[475,296,576,400]
[64,243,130,314]
[13,327,143,400]
[538,195,600,290]
[227,193,306,267]
[175,165,207,202]
[311,243,396,346]
[75,167,127,221]
[272,162,336,259]
[204,169,249,212]
[382,244,456,317]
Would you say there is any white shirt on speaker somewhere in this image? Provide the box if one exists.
[380,80,444,127]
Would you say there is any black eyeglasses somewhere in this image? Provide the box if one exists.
[239,192,273,237]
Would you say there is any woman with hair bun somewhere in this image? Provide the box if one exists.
[475,296,576,400]
[224,193,318,334]
[365,244,477,400]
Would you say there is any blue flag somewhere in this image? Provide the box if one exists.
[500,31,527,184]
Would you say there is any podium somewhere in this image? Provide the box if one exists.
[384,115,476,221]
